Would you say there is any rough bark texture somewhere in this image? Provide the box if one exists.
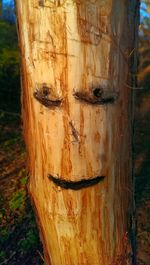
[16,1,139,264]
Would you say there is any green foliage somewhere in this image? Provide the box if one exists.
[9,169,27,212]
[0,20,18,50]
[9,190,26,211]
[0,20,20,112]
[0,193,6,221]
[17,168,28,187]
[18,229,39,253]
[3,136,20,148]
[0,109,20,124]
[0,250,6,262]
[0,111,5,119]
[0,48,19,67]
[0,20,19,70]
[0,228,10,243]
[20,176,28,185]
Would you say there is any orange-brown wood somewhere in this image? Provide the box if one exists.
[16,1,139,264]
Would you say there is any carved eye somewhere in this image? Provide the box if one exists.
[34,83,62,108]
[42,86,50,97]
[92,88,103,98]
[73,87,118,105]
[39,0,44,7]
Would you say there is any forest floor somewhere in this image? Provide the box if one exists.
[0,113,43,265]
[134,81,150,265]
[0,84,149,265]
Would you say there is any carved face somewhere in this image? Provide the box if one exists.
[16,1,133,263]
[25,0,128,189]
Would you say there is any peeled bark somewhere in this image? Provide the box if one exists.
[16,1,139,264]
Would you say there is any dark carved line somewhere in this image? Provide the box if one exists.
[48,175,105,190]
[33,92,62,108]
[73,91,118,105]
[69,121,79,142]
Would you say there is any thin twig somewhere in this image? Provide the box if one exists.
[0,109,20,117]
[0,251,16,265]
[37,250,45,262]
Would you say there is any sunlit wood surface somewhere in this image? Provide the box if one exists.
[16,1,139,264]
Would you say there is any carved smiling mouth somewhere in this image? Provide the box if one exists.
[48,175,105,190]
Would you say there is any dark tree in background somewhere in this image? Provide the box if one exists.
[0,0,20,113]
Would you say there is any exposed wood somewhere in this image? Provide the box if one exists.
[16,1,139,264]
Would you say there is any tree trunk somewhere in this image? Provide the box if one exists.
[16,1,139,264]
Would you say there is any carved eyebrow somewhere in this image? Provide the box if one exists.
[48,175,105,190]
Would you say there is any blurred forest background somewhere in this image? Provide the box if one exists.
[0,0,149,264]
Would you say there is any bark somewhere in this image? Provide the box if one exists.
[16,1,139,264]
